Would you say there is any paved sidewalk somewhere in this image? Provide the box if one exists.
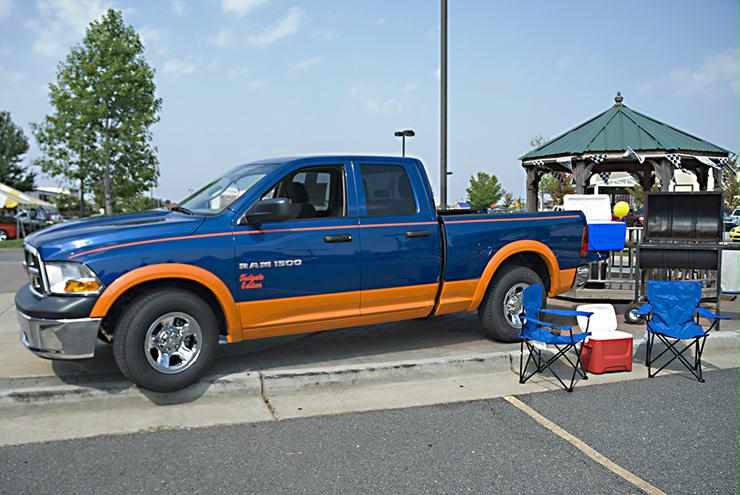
[1,287,737,387]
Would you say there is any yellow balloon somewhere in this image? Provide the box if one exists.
[613,201,630,218]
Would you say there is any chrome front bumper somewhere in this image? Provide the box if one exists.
[18,310,101,360]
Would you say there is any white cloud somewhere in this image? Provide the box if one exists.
[139,25,168,54]
[163,58,196,76]
[170,0,185,16]
[227,66,247,77]
[0,65,26,83]
[402,82,417,93]
[247,6,303,46]
[27,0,110,58]
[0,0,14,21]
[247,79,264,89]
[294,55,323,70]
[365,98,399,113]
[221,0,268,18]
[668,48,739,97]
[208,28,234,47]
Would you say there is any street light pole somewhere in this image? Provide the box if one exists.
[394,129,415,157]
[440,0,448,208]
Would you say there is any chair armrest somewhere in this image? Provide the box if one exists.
[633,304,652,316]
[524,316,572,332]
[541,308,594,318]
[697,306,730,320]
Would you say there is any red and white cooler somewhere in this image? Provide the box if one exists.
[576,304,633,374]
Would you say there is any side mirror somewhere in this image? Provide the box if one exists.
[242,198,292,225]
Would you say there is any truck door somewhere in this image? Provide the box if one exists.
[355,161,442,317]
[233,161,361,335]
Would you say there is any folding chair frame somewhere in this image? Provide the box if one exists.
[519,338,588,392]
[642,307,721,383]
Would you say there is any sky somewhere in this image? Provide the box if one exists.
[0,0,738,204]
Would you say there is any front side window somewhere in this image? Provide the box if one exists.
[360,164,417,217]
[260,165,346,220]
[179,163,279,214]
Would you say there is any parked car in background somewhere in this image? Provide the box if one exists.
[725,208,739,231]
[0,216,17,241]
[730,226,739,242]
[613,208,643,227]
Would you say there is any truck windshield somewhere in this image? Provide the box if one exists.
[178,163,279,214]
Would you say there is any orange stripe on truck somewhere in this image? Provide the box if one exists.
[469,240,561,310]
[89,264,242,342]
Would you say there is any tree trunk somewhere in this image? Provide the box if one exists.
[79,179,85,218]
[103,152,112,215]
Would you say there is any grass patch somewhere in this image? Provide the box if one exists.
[0,239,24,249]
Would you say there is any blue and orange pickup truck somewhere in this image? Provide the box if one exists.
[17,156,589,391]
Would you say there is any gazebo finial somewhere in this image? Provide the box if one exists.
[614,92,624,105]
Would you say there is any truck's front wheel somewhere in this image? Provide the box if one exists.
[478,266,544,342]
[113,289,219,392]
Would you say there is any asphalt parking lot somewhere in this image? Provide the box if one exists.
[0,368,736,495]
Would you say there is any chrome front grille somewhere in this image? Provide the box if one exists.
[23,246,45,294]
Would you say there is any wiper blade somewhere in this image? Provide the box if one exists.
[167,205,195,215]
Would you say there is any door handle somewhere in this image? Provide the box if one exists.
[405,230,431,238]
[324,234,352,243]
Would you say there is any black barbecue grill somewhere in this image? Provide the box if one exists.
[630,191,725,319]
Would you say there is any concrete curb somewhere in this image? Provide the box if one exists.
[261,352,515,394]
[0,332,736,407]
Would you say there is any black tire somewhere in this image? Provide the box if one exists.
[623,303,645,325]
[113,289,219,392]
[478,265,544,342]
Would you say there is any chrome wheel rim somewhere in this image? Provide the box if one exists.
[0,231,6,242]
[503,283,529,328]
[144,312,202,374]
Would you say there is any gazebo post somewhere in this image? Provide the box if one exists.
[526,166,539,212]
[712,167,723,192]
[573,160,594,194]
[650,159,674,192]
[696,167,709,191]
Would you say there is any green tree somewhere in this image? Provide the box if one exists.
[529,134,547,150]
[502,191,515,209]
[32,9,161,215]
[0,111,35,191]
[466,171,505,209]
[722,160,738,211]
[539,173,574,206]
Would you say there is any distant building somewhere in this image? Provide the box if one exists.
[29,186,72,204]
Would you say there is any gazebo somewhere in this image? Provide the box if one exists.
[520,92,736,212]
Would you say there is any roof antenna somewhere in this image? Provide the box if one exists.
[614,92,624,105]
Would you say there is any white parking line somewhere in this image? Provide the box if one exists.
[504,395,667,495]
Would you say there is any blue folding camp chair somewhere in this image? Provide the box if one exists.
[634,280,729,382]
[519,284,593,392]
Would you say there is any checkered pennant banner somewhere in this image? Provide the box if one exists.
[623,146,645,164]
[531,160,546,168]
[718,156,737,176]
[666,154,682,168]
[589,154,607,164]
[598,171,611,184]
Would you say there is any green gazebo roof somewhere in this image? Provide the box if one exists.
[520,93,730,161]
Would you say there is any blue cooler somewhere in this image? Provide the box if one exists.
[563,194,626,252]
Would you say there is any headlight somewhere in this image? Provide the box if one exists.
[44,262,103,295]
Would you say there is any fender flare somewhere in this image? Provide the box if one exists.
[89,263,241,340]
[469,240,564,310]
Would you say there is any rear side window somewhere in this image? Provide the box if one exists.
[360,164,417,217]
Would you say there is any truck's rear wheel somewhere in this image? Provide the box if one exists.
[112,289,219,392]
[478,266,544,342]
